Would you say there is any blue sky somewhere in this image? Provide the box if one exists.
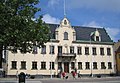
[36,0,120,42]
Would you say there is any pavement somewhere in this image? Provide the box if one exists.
[0,76,120,83]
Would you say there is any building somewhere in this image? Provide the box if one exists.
[7,17,115,77]
[114,40,120,75]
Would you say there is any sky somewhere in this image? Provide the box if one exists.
[36,0,120,42]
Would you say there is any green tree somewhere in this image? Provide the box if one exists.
[0,0,50,68]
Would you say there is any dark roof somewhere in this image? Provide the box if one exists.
[116,46,120,53]
[47,24,113,42]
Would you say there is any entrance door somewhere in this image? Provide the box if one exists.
[64,62,69,73]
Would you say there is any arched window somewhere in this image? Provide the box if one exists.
[64,32,68,40]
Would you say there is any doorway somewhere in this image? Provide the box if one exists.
[64,62,69,73]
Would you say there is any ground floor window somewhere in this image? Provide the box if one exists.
[21,61,26,69]
[58,62,62,70]
[85,62,90,69]
[32,61,37,70]
[108,62,112,69]
[11,61,17,69]
[50,62,55,70]
[41,62,46,69]
[101,62,106,69]
[78,62,82,69]
[71,62,75,69]
[93,62,97,69]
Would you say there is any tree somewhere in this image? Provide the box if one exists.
[0,0,50,68]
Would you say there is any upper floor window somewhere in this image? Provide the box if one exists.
[64,20,67,25]
[93,62,97,69]
[77,47,82,55]
[101,62,106,69]
[32,46,37,54]
[64,32,68,40]
[49,45,54,54]
[85,62,90,69]
[50,62,55,70]
[108,62,112,69]
[100,48,104,55]
[85,47,89,55]
[96,36,99,41]
[41,45,46,54]
[92,47,97,55]
[41,62,46,70]
[70,46,74,54]
[107,48,111,55]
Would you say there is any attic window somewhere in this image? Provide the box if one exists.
[96,36,99,41]
[64,20,67,25]
[64,32,68,40]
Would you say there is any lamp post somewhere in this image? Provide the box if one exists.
[90,35,93,77]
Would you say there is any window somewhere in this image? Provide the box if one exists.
[101,62,106,69]
[78,62,82,69]
[92,47,97,55]
[93,62,97,69]
[32,46,37,54]
[70,46,74,54]
[107,48,111,55]
[50,62,55,70]
[71,62,75,69]
[85,47,89,55]
[49,45,54,54]
[41,62,46,69]
[64,20,67,25]
[41,45,46,54]
[11,61,17,69]
[58,62,62,70]
[96,36,99,41]
[32,61,37,70]
[108,62,112,69]
[73,32,76,41]
[119,54,120,59]
[21,61,26,69]
[77,47,82,55]
[64,32,68,40]
[100,48,104,55]
[11,48,17,53]
[85,62,90,69]
[58,46,62,56]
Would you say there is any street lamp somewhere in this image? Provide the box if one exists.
[90,34,93,77]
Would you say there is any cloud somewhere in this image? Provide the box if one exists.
[83,21,120,42]
[42,14,60,24]
[48,0,60,7]
[106,28,120,42]
[67,0,120,12]
[83,21,102,28]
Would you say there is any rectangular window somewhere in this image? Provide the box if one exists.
[101,62,106,69]
[71,62,75,69]
[58,62,62,70]
[96,36,99,41]
[85,62,90,69]
[41,45,46,54]
[50,62,55,70]
[92,47,97,55]
[70,46,74,54]
[41,62,46,69]
[11,61,17,69]
[77,47,82,55]
[32,61,37,70]
[32,46,38,54]
[93,62,97,69]
[108,62,112,69]
[107,48,111,55]
[78,62,82,69]
[21,61,26,69]
[100,48,104,55]
[58,46,62,56]
[49,45,54,54]
[85,47,89,55]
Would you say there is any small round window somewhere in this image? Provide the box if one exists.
[64,20,67,25]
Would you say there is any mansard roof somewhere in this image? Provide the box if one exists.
[48,24,113,42]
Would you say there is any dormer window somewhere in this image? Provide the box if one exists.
[64,32,68,40]
[96,36,99,41]
[64,20,67,25]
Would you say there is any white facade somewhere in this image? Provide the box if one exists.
[7,17,115,76]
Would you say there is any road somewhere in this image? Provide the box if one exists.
[0,77,120,83]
